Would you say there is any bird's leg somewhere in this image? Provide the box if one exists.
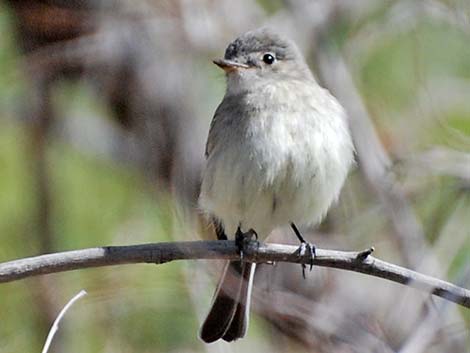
[290,222,316,279]
[235,227,258,261]
[235,226,245,261]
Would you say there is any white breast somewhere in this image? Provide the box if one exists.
[200,80,354,239]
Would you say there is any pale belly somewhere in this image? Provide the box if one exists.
[199,111,352,239]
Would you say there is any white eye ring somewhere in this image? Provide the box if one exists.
[262,53,276,65]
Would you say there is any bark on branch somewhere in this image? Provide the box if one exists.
[1,240,469,309]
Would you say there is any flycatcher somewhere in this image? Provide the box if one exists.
[199,28,354,343]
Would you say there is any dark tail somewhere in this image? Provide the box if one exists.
[199,261,256,343]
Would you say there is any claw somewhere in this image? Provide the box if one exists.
[244,228,258,241]
[235,227,244,261]
[299,243,307,279]
[235,227,262,262]
[299,243,315,278]
[308,243,316,271]
[291,223,316,278]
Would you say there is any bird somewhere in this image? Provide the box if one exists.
[198,28,354,343]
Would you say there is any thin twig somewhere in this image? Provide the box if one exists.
[0,241,469,309]
[41,289,87,353]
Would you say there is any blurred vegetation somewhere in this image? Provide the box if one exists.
[0,1,469,352]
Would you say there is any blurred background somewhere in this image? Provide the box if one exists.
[0,0,469,352]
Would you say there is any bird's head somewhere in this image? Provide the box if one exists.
[214,28,312,94]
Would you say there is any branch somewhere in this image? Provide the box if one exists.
[1,240,469,308]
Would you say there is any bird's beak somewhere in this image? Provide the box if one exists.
[213,58,250,72]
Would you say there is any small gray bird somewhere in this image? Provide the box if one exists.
[199,28,354,343]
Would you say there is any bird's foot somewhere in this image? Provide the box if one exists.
[291,222,316,279]
[235,227,258,261]
[235,227,244,260]
[298,242,316,279]
[249,229,258,241]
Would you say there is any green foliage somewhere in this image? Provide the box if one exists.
[0,121,200,351]
[360,21,470,113]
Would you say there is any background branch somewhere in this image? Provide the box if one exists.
[1,240,469,309]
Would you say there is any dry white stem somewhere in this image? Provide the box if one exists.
[41,290,87,353]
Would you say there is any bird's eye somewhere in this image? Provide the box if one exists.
[262,53,275,65]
